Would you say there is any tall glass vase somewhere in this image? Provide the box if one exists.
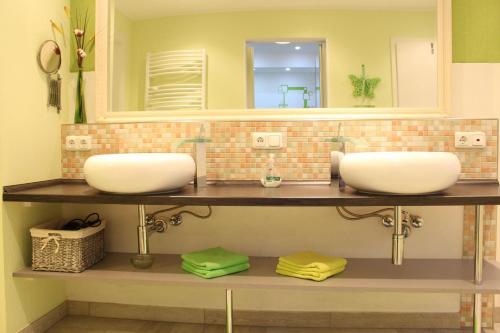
[74,69,87,124]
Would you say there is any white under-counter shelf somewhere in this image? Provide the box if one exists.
[13,253,500,294]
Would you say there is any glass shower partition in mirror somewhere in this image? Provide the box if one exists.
[107,0,442,115]
[246,41,326,109]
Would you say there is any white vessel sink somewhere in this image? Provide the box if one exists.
[84,153,195,194]
[339,152,461,195]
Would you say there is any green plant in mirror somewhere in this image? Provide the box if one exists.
[349,64,381,108]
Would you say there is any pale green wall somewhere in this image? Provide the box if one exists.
[0,0,68,331]
[121,10,435,110]
[452,0,500,63]
[0,134,4,333]
[111,10,134,111]
[80,0,500,108]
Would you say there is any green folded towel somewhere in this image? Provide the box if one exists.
[279,251,347,273]
[182,261,250,279]
[181,247,249,270]
[276,264,345,282]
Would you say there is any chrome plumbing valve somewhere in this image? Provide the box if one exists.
[382,215,394,227]
[381,210,423,238]
[145,213,185,234]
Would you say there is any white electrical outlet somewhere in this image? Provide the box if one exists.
[65,136,79,151]
[65,135,93,151]
[252,133,267,148]
[454,132,486,148]
[252,132,284,149]
[78,136,92,151]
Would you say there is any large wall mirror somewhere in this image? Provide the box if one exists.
[98,0,450,120]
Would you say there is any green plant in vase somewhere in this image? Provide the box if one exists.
[71,9,95,124]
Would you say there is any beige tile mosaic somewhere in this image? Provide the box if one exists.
[61,119,498,181]
[463,206,497,260]
[60,118,499,329]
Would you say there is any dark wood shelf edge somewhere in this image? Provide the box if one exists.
[4,178,500,206]
[3,179,79,193]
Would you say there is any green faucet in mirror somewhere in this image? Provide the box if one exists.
[177,123,211,187]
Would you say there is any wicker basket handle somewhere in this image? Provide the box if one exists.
[40,234,62,254]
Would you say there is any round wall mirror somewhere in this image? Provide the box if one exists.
[37,40,62,112]
[37,40,61,74]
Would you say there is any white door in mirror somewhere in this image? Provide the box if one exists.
[84,153,195,194]
[339,152,461,195]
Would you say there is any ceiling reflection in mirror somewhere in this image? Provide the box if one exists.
[109,0,437,112]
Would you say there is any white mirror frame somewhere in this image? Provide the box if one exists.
[95,0,451,123]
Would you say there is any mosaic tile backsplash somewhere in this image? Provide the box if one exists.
[62,119,498,180]
[61,118,498,328]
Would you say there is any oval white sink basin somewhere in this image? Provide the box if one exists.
[339,152,461,195]
[84,153,195,194]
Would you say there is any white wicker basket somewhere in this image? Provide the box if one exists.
[30,220,105,273]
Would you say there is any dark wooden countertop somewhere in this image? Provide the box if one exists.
[3,179,500,206]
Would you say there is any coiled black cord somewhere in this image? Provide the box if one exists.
[61,212,102,230]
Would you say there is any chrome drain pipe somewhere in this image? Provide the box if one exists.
[130,204,212,269]
[138,205,149,254]
[392,206,404,265]
[131,204,154,269]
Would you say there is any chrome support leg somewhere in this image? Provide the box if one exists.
[130,205,154,269]
[138,205,149,255]
[392,206,404,265]
[473,205,484,333]
[226,289,233,333]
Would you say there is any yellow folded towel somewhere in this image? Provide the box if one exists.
[276,264,345,282]
[278,261,343,274]
[279,251,347,273]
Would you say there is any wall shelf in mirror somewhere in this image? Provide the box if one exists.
[96,0,451,122]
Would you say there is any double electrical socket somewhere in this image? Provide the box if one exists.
[252,132,285,149]
[454,131,486,148]
[65,135,92,151]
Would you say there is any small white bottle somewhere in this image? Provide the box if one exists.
[261,153,282,188]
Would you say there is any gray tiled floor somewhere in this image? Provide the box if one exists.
[46,316,474,333]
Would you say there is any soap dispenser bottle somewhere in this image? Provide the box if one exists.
[261,153,282,188]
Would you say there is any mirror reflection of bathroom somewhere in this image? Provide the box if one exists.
[109,0,439,112]
[246,41,325,109]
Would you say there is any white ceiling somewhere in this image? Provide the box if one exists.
[251,42,321,53]
[115,0,436,21]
